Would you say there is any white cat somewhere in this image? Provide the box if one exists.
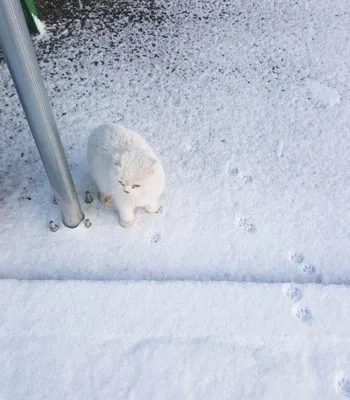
[87,123,165,228]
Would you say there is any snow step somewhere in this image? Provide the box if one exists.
[0,280,349,399]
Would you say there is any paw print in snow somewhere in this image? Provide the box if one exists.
[283,284,303,302]
[289,252,304,264]
[335,374,350,397]
[301,263,316,276]
[300,263,322,283]
[236,217,245,227]
[245,223,256,233]
[227,165,239,176]
[146,231,161,244]
[226,165,253,184]
[236,216,256,233]
[242,174,253,184]
[292,304,312,322]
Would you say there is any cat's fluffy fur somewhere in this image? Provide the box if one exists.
[87,123,165,227]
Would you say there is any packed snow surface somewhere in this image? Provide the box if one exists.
[1,1,350,397]
[1,280,350,399]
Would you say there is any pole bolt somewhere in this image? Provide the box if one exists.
[84,218,92,228]
[49,220,58,232]
[85,191,93,204]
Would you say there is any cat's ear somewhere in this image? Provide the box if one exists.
[144,156,157,174]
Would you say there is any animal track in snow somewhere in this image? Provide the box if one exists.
[236,216,256,233]
[283,284,303,302]
[289,251,304,264]
[301,263,317,276]
[288,252,322,283]
[292,304,312,322]
[145,231,161,244]
[242,174,253,184]
[227,165,239,176]
[226,165,253,183]
[300,263,322,283]
[335,373,350,397]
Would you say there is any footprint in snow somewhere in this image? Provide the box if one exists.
[289,251,304,265]
[283,284,303,302]
[335,373,350,397]
[292,303,312,323]
[236,216,256,233]
[242,174,253,184]
[227,165,239,177]
[226,164,253,183]
[300,263,322,283]
[145,231,161,244]
[288,251,322,283]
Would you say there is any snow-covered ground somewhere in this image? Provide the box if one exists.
[1,280,350,399]
[0,0,349,282]
[1,0,350,397]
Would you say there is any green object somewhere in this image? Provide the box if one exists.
[21,0,40,34]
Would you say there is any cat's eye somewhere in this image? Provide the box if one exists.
[132,184,140,189]
[118,180,124,186]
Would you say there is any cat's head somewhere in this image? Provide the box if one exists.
[113,149,157,197]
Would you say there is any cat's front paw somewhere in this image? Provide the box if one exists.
[99,192,113,205]
[120,219,134,228]
[145,204,161,214]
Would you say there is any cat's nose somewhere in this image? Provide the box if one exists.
[124,185,132,194]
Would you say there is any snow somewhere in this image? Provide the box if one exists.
[0,0,350,396]
[0,279,350,399]
[0,0,349,282]
[1,1,349,282]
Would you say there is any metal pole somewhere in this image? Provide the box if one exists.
[0,0,84,227]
